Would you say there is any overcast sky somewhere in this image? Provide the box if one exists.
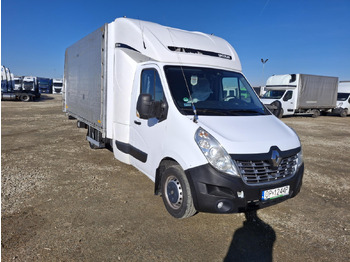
[1,0,350,86]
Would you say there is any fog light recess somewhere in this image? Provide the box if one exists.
[216,200,233,213]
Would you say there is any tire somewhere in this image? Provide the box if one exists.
[161,164,196,219]
[312,109,320,118]
[20,94,30,102]
[340,109,347,117]
[270,100,282,118]
[277,108,284,119]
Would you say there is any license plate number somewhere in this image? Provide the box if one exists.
[262,185,290,201]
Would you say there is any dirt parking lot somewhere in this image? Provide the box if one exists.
[1,95,350,261]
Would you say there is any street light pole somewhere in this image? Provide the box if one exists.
[261,58,268,85]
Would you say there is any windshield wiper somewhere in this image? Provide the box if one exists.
[180,108,228,116]
[197,109,230,116]
[181,108,265,116]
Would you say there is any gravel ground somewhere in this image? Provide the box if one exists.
[1,95,350,261]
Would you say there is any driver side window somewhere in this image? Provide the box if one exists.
[141,69,164,102]
[283,90,293,101]
[222,77,252,103]
[222,77,238,99]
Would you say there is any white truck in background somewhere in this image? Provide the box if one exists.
[52,78,63,94]
[1,66,14,91]
[22,76,38,91]
[1,65,10,91]
[332,81,350,117]
[14,76,23,90]
[261,74,338,118]
[64,18,304,219]
[1,67,41,101]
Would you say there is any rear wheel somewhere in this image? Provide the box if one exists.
[161,164,196,219]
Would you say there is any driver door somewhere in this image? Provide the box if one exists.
[129,65,168,178]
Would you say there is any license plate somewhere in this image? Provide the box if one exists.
[262,185,290,201]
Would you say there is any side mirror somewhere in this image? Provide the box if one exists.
[136,93,168,121]
[137,94,154,119]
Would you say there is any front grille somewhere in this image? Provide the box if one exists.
[236,155,297,185]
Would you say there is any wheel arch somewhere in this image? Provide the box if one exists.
[154,157,178,195]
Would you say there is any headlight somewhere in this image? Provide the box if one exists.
[195,127,240,177]
[296,148,303,168]
[337,102,343,108]
[289,127,303,169]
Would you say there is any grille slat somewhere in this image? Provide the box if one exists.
[236,155,297,185]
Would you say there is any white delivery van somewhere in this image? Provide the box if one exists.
[332,81,350,117]
[261,74,338,118]
[64,18,304,218]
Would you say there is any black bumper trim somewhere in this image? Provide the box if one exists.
[185,163,304,214]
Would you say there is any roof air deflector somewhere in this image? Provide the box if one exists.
[168,46,232,60]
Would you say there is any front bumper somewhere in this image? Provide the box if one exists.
[185,163,304,213]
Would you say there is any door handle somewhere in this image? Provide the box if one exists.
[134,120,141,125]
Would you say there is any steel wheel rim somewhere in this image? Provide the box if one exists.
[165,175,183,209]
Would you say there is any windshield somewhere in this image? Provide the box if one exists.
[1,81,8,92]
[337,93,350,101]
[23,82,34,90]
[164,66,269,116]
[53,83,63,87]
[262,90,286,99]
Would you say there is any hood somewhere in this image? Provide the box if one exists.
[336,100,349,108]
[197,115,300,154]
[260,98,279,104]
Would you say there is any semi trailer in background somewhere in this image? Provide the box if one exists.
[64,18,304,219]
[261,74,338,118]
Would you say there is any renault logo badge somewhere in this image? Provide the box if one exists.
[271,150,282,168]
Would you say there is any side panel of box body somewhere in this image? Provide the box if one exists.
[64,24,108,136]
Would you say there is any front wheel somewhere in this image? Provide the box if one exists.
[312,109,320,118]
[20,94,31,102]
[340,109,348,117]
[161,164,196,219]
[277,108,284,119]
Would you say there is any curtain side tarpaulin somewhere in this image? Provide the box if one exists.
[298,74,338,109]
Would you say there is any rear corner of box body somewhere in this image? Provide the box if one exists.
[64,24,108,134]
